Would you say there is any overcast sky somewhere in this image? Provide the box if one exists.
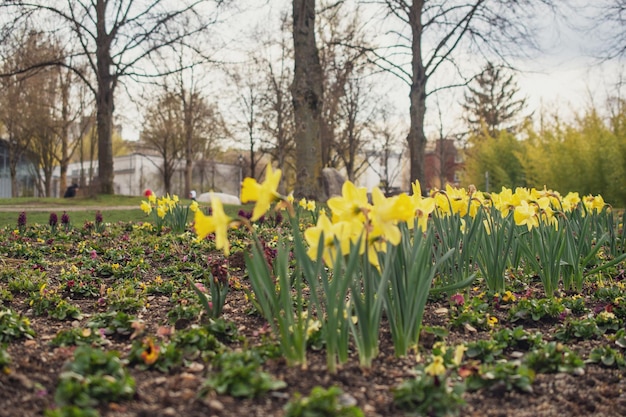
[121,1,624,141]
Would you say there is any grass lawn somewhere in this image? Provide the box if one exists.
[0,195,248,229]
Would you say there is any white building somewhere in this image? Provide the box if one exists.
[50,153,241,198]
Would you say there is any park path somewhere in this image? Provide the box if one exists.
[0,205,137,212]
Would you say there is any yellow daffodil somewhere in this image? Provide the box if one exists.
[513,200,538,230]
[327,181,370,223]
[304,213,355,266]
[189,201,199,213]
[156,204,167,219]
[583,194,605,213]
[446,184,469,216]
[369,187,404,246]
[404,183,435,231]
[140,200,152,215]
[241,164,282,221]
[561,192,580,212]
[194,195,236,255]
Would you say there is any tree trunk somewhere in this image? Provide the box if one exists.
[408,1,427,186]
[95,0,115,195]
[292,0,324,200]
[9,159,18,198]
[184,93,193,197]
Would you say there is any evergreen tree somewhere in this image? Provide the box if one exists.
[462,63,528,138]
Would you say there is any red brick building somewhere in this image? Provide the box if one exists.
[423,138,464,192]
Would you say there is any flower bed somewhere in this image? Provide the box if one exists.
[1,176,625,417]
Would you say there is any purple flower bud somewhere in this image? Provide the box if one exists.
[95,210,103,224]
[17,211,27,227]
[61,211,70,225]
[49,212,58,227]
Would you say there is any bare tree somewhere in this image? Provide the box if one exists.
[292,0,325,199]
[317,0,371,168]
[1,0,225,194]
[141,91,185,194]
[333,74,374,181]
[590,1,626,60]
[365,109,405,195]
[258,26,297,193]
[0,30,61,196]
[228,62,265,181]
[366,0,556,185]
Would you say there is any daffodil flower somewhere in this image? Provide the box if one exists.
[327,181,370,223]
[241,164,283,221]
[304,213,356,266]
[140,200,152,214]
[194,196,236,255]
[513,199,538,230]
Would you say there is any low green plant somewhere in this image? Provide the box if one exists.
[284,386,364,417]
[523,342,584,374]
[491,326,544,351]
[509,297,564,322]
[0,345,11,373]
[54,346,135,408]
[7,269,47,293]
[167,303,202,324]
[171,326,225,360]
[202,349,286,398]
[554,318,602,341]
[587,346,626,368]
[45,405,100,417]
[0,288,13,302]
[449,295,493,330]
[51,328,105,347]
[612,328,626,348]
[86,311,137,338]
[393,363,465,417]
[105,281,145,312]
[561,296,589,315]
[205,317,240,343]
[464,339,505,363]
[0,308,35,342]
[594,310,622,333]
[465,361,535,393]
[127,337,182,372]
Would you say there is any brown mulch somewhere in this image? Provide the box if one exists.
[1,281,626,417]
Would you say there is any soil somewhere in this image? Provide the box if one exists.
[1,226,626,417]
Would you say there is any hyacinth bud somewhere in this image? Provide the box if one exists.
[95,210,103,224]
[61,211,70,225]
[17,211,27,227]
[49,212,58,227]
